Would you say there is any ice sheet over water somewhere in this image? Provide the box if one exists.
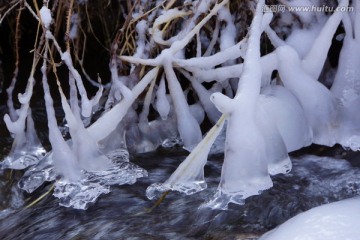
[18,152,56,193]
[54,180,110,209]
[18,149,147,209]
[0,147,46,170]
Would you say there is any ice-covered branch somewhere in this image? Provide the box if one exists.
[187,52,277,83]
[204,0,272,210]
[302,0,349,80]
[45,31,102,118]
[87,67,159,142]
[163,56,202,149]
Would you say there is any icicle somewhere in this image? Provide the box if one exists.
[257,85,313,174]
[2,51,44,170]
[256,98,291,175]
[109,54,132,102]
[69,73,81,121]
[331,15,360,103]
[204,0,273,210]
[3,102,28,143]
[61,51,102,118]
[260,85,312,152]
[163,57,202,150]
[181,69,221,123]
[60,71,112,172]
[146,114,226,199]
[189,102,205,124]
[1,109,46,170]
[87,67,159,142]
[41,55,81,182]
[45,31,102,118]
[6,70,19,122]
[276,45,338,146]
[139,76,156,124]
[218,3,237,61]
[329,10,360,150]
[301,0,349,80]
[155,76,170,120]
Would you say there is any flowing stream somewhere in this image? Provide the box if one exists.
[1,106,360,239]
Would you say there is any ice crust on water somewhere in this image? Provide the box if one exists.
[53,181,110,210]
[259,197,360,240]
[18,153,56,193]
[19,148,147,209]
[1,147,46,170]
[54,159,147,210]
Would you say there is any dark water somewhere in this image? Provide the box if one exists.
[1,115,360,239]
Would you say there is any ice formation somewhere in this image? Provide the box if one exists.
[1,0,360,211]
[259,197,360,240]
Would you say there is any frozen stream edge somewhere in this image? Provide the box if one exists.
[18,149,148,210]
[1,152,360,239]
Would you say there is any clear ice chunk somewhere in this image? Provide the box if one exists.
[1,147,46,170]
[53,180,110,210]
[53,159,147,210]
[18,152,56,193]
[84,160,148,186]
